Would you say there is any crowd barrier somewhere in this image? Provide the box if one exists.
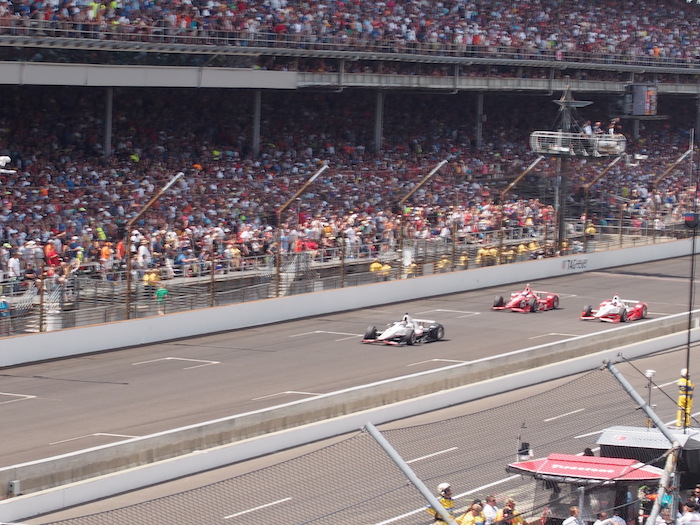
[0,224,686,338]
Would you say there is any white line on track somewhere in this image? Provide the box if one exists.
[252,391,320,400]
[655,380,678,389]
[662,411,700,428]
[574,430,605,439]
[544,408,585,422]
[289,330,360,339]
[224,497,292,519]
[529,333,578,340]
[407,447,458,464]
[407,359,468,367]
[50,433,138,445]
[133,357,220,369]
[0,392,36,404]
[415,309,481,318]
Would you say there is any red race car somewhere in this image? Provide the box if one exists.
[581,295,648,323]
[492,285,560,313]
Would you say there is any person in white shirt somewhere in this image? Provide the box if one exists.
[680,502,700,525]
[483,495,499,525]
[592,511,610,525]
[7,252,20,280]
[562,506,580,525]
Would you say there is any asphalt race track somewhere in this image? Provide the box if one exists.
[26,333,699,524]
[1,256,696,471]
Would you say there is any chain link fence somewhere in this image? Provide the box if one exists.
[0,224,688,337]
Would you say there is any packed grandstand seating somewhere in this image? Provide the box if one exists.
[0,0,700,67]
[0,1,699,282]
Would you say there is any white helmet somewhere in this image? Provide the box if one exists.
[437,482,451,494]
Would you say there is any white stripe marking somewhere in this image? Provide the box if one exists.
[575,430,605,439]
[51,433,139,445]
[252,391,320,401]
[225,497,292,519]
[290,330,359,338]
[133,357,219,369]
[544,408,585,422]
[654,380,678,389]
[407,359,468,367]
[529,333,578,340]
[407,447,458,464]
[0,392,36,404]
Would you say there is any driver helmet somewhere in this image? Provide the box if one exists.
[437,482,451,495]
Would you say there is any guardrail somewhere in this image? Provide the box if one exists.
[0,19,699,71]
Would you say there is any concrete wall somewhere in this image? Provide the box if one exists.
[0,63,299,89]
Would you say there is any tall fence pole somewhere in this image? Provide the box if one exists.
[364,422,458,525]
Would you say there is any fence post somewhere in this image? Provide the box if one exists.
[364,422,458,525]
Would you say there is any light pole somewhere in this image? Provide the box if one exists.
[125,171,184,320]
[275,163,329,298]
[397,159,447,272]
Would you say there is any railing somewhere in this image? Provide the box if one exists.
[0,221,688,337]
[0,19,699,71]
[530,132,626,158]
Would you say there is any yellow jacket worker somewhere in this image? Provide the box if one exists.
[426,483,456,523]
[677,368,694,427]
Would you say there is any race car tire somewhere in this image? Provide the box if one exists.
[364,325,377,339]
[641,305,648,319]
[529,297,538,312]
[552,296,559,309]
[620,309,628,322]
[494,295,504,308]
[429,323,445,341]
[582,305,593,317]
[403,328,416,345]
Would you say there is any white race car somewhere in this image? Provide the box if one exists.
[362,314,445,346]
[581,295,649,323]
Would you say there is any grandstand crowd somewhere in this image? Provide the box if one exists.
[0,1,699,282]
[0,82,694,284]
[2,0,700,65]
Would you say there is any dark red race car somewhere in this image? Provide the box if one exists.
[492,285,560,313]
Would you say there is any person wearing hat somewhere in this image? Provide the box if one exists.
[0,295,9,318]
[426,482,458,524]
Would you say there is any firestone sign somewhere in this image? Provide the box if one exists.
[561,258,588,271]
